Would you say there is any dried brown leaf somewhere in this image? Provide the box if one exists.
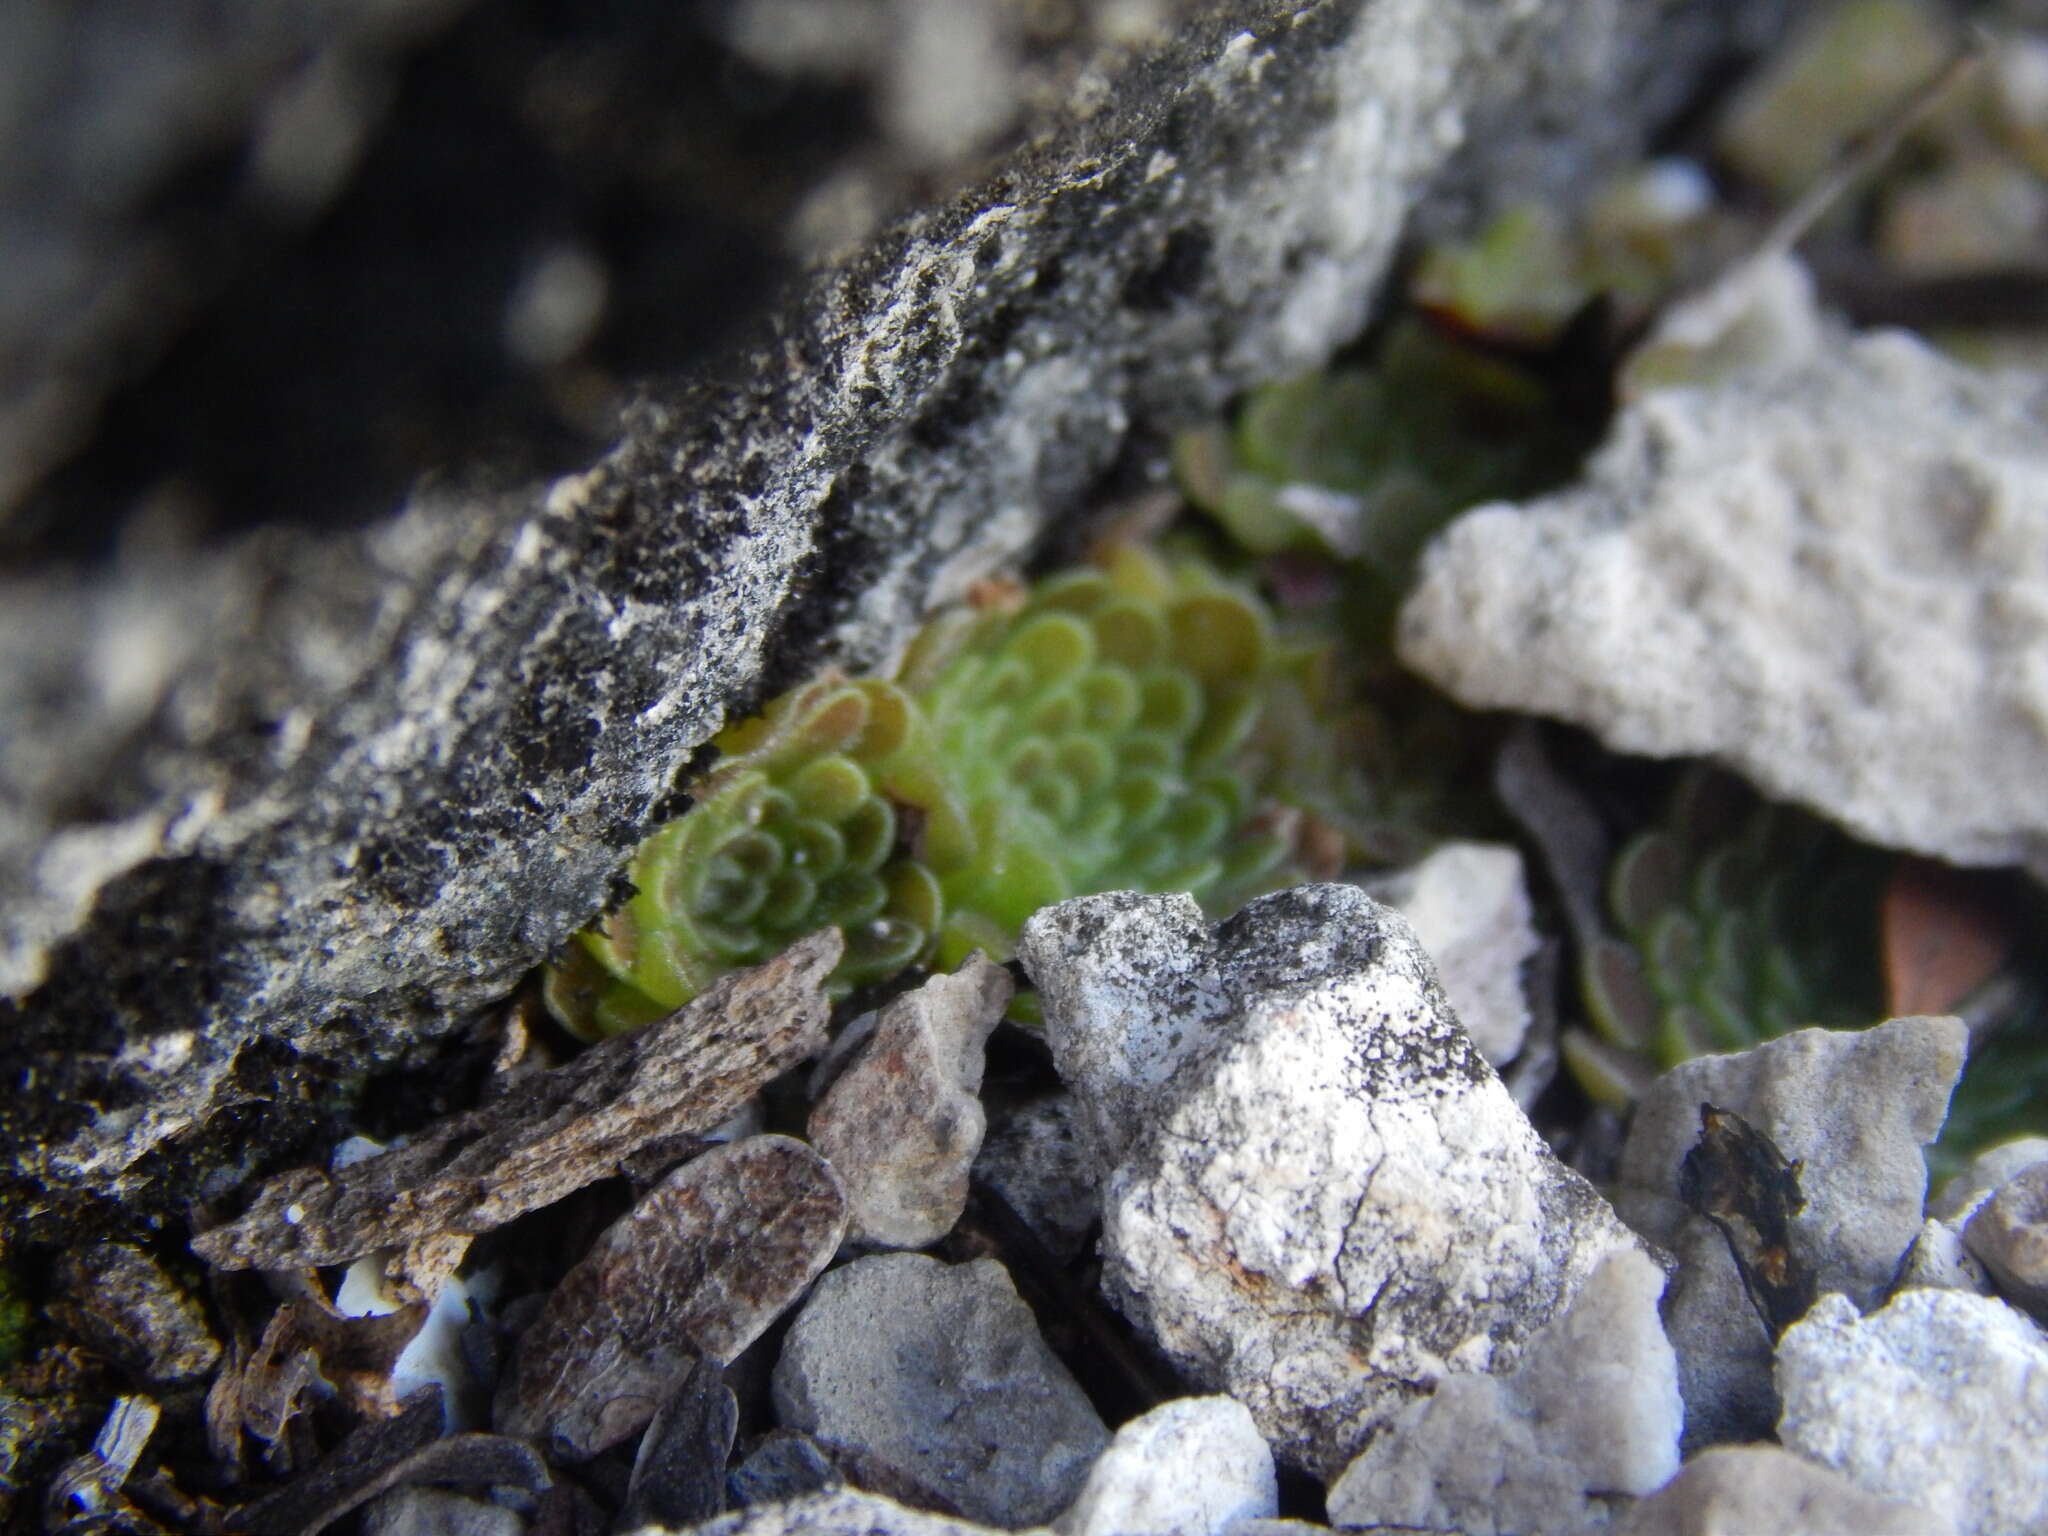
[192,931,841,1270]
[496,1134,847,1459]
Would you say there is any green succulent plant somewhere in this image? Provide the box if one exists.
[546,544,1337,1039]
[1565,768,1889,1108]
[1171,320,1576,587]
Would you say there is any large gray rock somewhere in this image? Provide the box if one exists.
[1614,1016,1966,1450]
[0,0,1801,1242]
[1021,885,1642,1479]
[1400,256,2048,881]
[1777,1288,2048,1536]
[771,1252,1109,1528]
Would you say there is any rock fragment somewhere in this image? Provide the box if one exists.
[1024,885,1641,1478]
[1891,1218,1991,1297]
[1053,1396,1275,1536]
[675,1486,1019,1534]
[193,932,840,1270]
[1961,1161,2048,1322]
[1613,1444,1957,1536]
[972,1093,1099,1262]
[1399,261,2048,880]
[1365,840,1539,1065]
[1614,1016,1965,1448]
[771,1253,1107,1529]
[1778,1288,2048,1536]
[47,1244,220,1384]
[808,955,1011,1249]
[498,1135,846,1459]
[1325,1247,1680,1536]
[1931,1135,2048,1222]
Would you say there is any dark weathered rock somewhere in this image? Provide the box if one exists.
[191,932,839,1269]
[46,1244,220,1385]
[0,0,1802,1245]
[497,1134,847,1459]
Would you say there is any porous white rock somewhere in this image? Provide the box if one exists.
[1614,1016,1966,1448]
[1613,1444,1957,1536]
[1366,840,1538,1065]
[1053,1396,1276,1536]
[671,1485,1028,1534]
[1777,1288,2048,1536]
[1398,258,2048,881]
[1326,1246,1681,1536]
[1022,885,1642,1478]
[771,1253,1108,1528]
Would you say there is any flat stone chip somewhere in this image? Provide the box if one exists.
[191,931,840,1270]
[497,1134,848,1459]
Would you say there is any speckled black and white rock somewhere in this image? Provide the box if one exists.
[1053,1396,1275,1536]
[770,1253,1108,1528]
[1613,1445,1957,1536]
[1614,1015,1966,1451]
[972,1093,1100,1262]
[1325,1246,1680,1536]
[0,0,1807,1245]
[1777,1288,2048,1536]
[1400,255,2048,882]
[1022,884,1643,1479]
[1365,840,1539,1065]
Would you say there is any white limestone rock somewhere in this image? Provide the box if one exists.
[1614,1016,1967,1449]
[1398,258,2048,881]
[1777,1288,2048,1536]
[770,1253,1108,1528]
[1020,885,1642,1479]
[1365,840,1538,1066]
[1892,1218,1992,1297]
[1613,1444,1957,1536]
[1326,1246,1681,1536]
[668,1486,1029,1534]
[1053,1396,1276,1536]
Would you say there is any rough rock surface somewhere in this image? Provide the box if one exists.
[1613,1445,1957,1536]
[771,1253,1108,1528]
[0,0,1802,1243]
[1892,1218,1992,1297]
[1399,259,2048,881]
[1614,1016,1965,1450]
[972,1093,1100,1261]
[809,955,1010,1249]
[497,1135,847,1458]
[1962,1161,2048,1322]
[1778,1288,2048,1536]
[1932,1135,2048,1222]
[673,1486,1025,1535]
[1326,1246,1680,1536]
[1022,885,1642,1478]
[1366,839,1538,1065]
[1053,1396,1276,1536]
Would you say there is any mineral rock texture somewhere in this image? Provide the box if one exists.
[1326,1246,1681,1536]
[808,954,1011,1248]
[1400,258,2048,881]
[1962,1161,2048,1323]
[1021,884,1643,1478]
[497,1135,847,1459]
[1366,839,1539,1065]
[1614,1016,1965,1450]
[771,1253,1108,1528]
[0,0,1801,1242]
[1053,1396,1276,1536]
[1777,1288,2048,1536]
[675,1486,1019,1536]
[1613,1444,1957,1536]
